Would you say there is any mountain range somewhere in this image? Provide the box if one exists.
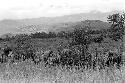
[0,10,123,37]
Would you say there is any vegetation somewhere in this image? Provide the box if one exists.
[0,13,125,82]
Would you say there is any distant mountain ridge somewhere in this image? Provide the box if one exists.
[0,10,123,37]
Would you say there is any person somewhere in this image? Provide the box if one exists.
[0,43,13,63]
[3,44,12,57]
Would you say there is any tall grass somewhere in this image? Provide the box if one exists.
[0,60,125,83]
[0,35,124,83]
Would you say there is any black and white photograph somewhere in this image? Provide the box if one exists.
[0,0,125,83]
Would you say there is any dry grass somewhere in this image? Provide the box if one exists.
[0,37,124,83]
[0,60,125,83]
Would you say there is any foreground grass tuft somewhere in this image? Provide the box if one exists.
[0,60,124,83]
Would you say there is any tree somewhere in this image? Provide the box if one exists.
[30,32,48,38]
[47,32,56,38]
[107,13,125,40]
[57,31,66,38]
[107,13,125,57]
[71,27,93,60]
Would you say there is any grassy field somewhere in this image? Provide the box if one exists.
[0,60,125,83]
[0,37,124,83]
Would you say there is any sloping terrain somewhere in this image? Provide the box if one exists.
[0,10,120,36]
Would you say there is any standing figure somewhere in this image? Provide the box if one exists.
[0,44,13,63]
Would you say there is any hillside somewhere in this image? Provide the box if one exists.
[0,10,121,36]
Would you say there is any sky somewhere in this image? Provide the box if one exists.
[0,0,125,20]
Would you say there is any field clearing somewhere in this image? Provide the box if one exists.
[0,60,125,83]
[0,37,124,83]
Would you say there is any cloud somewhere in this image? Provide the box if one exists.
[0,0,124,20]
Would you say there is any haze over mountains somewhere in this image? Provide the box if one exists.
[0,10,123,37]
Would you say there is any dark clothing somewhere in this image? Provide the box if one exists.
[3,47,12,57]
